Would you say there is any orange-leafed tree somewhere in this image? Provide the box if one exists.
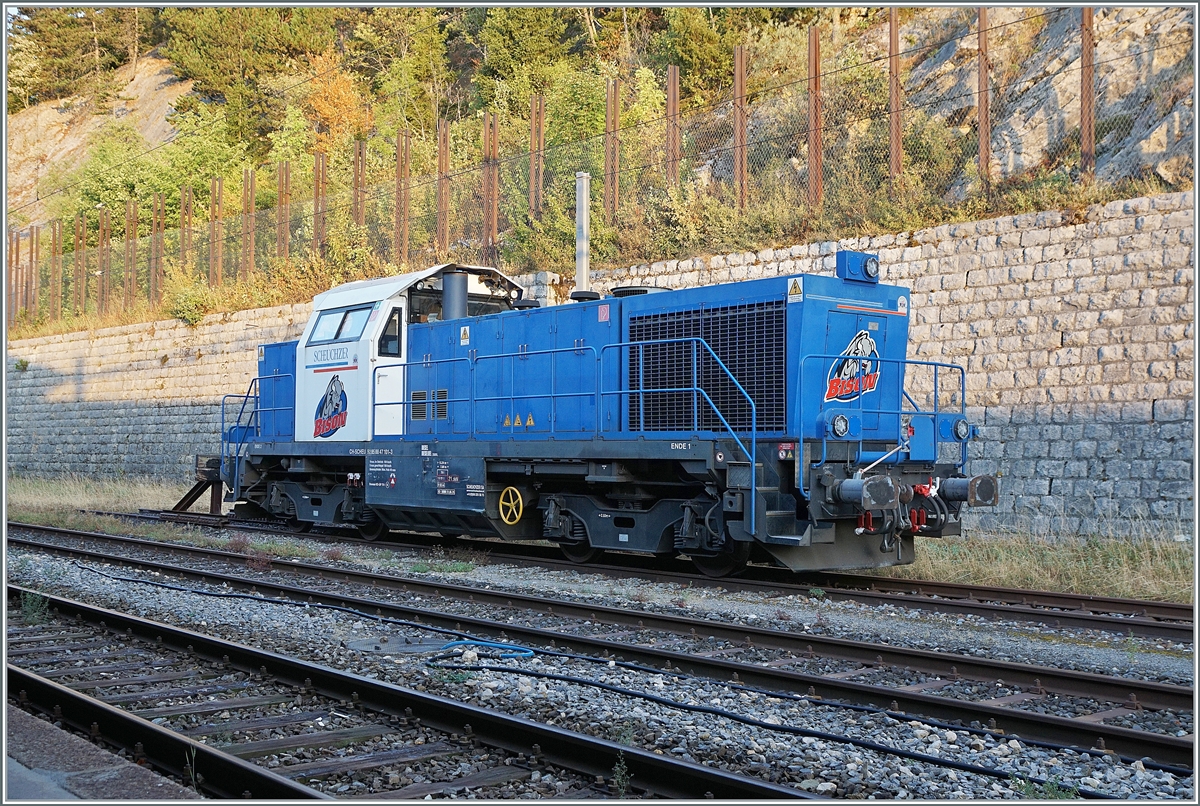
[303,50,374,154]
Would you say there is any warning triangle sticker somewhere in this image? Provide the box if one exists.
[515,414,524,427]
[789,279,801,294]
[526,413,535,427]
[503,414,511,427]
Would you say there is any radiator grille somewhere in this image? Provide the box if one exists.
[627,300,786,432]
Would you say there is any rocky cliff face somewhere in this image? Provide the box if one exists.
[900,6,1194,193]
[5,53,192,228]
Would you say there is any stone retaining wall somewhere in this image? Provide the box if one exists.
[6,191,1193,535]
[6,305,312,478]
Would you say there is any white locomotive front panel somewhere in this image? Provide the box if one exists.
[295,279,410,442]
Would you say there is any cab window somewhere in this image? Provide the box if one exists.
[378,308,403,357]
[308,305,373,345]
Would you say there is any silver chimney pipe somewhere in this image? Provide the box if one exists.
[570,171,600,302]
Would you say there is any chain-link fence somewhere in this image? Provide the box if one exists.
[7,7,1193,330]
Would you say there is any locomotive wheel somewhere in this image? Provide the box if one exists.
[690,540,751,578]
[286,517,312,534]
[357,518,388,541]
[498,486,524,525]
[560,541,602,564]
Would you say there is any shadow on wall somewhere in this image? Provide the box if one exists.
[963,401,1194,538]
[6,357,228,481]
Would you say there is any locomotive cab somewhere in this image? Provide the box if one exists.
[294,265,521,442]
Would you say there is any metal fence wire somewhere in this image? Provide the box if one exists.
[7,8,1193,326]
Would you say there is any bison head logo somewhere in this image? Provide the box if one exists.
[314,375,348,437]
[825,330,881,402]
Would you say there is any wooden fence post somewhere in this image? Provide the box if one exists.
[978,7,991,191]
[437,120,449,256]
[209,177,224,285]
[276,161,290,260]
[528,96,546,219]
[481,111,500,266]
[808,27,823,206]
[74,214,86,315]
[313,152,327,259]
[124,199,137,308]
[1081,7,1095,181]
[241,167,256,280]
[395,130,410,266]
[733,46,748,208]
[98,210,110,314]
[8,229,18,321]
[352,140,366,227]
[890,8,902,183]
[151,192,164,305]
[180,185,193,268]
[29,225,40,319]
[50,219,62,320]
[604,79,620,226]
[666,66,681,188]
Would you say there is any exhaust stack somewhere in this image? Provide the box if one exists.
[441,269,468,320]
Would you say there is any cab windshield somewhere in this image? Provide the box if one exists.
[308,306,373,345]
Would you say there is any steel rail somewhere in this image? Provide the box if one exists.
[5,586,815,800]
[76,515,1200,637]
[8,532,1193,766]
[9,527,1191,711]
[505,554,1197,640]
[7,664,327,800]
[408,535,1196,634]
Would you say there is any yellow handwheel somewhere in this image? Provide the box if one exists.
[498,486,523,525]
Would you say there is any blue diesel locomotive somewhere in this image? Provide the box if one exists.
[219,252,997,576]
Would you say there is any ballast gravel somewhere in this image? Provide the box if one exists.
[8,540,1194,800]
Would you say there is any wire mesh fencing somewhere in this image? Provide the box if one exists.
[7,8,1193,330]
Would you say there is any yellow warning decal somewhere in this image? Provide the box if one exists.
[526,413,535,427]
[515,414,524,427]
[787,277,804,303]
[503,414,512,427]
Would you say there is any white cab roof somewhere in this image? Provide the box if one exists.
[311,264,524,312]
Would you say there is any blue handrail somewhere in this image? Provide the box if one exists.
[367,337,759,535]
[220,372,295,501]
[797,352,968,498]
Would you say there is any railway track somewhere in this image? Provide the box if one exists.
[10,523,1194,769]
[6,585,814,799]
[119,509,1196,640]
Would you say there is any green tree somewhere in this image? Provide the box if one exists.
[6,7,127,105]
[473,7,576,113]
[649,8,729,105]
[159,7,340,155]
[6,24,42,110]
[346,8,453,141]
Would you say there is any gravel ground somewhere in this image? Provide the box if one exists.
[7,539,1195,800]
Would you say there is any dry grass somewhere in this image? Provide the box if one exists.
[878,532,1194,604]
[5,474,212,545]
[6,474,198,517]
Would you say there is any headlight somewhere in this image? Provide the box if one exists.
[863,257,880,279]
[832,414,850,438]
[953,418,971,440]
